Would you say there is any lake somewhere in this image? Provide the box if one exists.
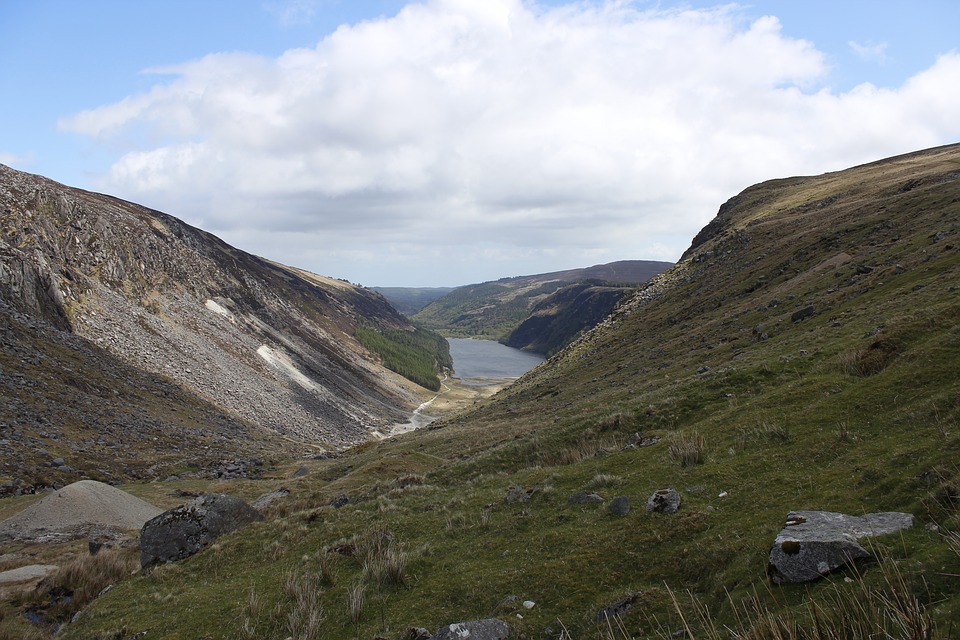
[387,338,545,436]
[447,337,545,385]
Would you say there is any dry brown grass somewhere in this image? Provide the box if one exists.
[347,580,366,624]
[283,571,325,640]
[836,337,900,377]
[27,546,138,622]
[667,431,706,467]
[652,558,938,640]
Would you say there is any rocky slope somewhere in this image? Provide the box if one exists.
[0,164,433,486]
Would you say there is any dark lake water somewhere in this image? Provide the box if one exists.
[447,338,545,384]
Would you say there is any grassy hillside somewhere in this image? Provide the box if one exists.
[15,144,960,639]
[412,260,671,339]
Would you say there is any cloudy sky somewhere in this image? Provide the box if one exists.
[2,1,959,286]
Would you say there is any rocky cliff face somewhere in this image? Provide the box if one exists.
[0,164,425,486]
[500,281,630,355]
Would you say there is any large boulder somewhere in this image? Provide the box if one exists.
[768,510,914,584]
[140,494,262,568]
[431,619,510,640]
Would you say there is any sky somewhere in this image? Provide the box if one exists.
[2,1,959,287]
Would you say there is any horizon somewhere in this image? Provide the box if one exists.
[2,0,960,287]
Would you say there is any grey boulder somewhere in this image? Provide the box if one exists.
[431,619,510,640]
[609,496,630,516]
[140,493,262,568]
[645,488,681,514]
[768,510,914,584]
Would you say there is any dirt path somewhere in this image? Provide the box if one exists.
[386,374,508,437]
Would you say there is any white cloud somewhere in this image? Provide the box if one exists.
[849,39,889,63]
[264,0,322,26]
[58,0,960,286]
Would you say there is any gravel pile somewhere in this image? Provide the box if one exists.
[0,480,162,544]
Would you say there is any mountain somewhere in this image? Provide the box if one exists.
[371,286,455,315]
[500,280,632,355]
[412,260,672,339]
[13,144,960,639]
[0,164,447,487]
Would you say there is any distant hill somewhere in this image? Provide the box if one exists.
[411,260,672,339]
[372,286,455,315]
[499,280,631,355]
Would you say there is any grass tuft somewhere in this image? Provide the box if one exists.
[836,337,900,377]
[283,571,325,640]
[587,473,624,489]
[668,431,706,466]
[658,558,938,640]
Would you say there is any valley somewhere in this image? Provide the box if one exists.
[1,144,959,638]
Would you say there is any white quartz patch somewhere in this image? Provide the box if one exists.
[204,299,235,323]
[257,344,316,391]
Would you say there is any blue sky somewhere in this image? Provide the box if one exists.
[2,0,959,286]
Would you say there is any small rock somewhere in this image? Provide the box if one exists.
[594,592,641,623]
[645,488,681,514]
[624,433,660,449]
[522,600,535,609]
[430,619,510,640]
[568,492,605,505]
[608,496,630,516]
[791,305,815,323]
[505,486,534,504]
[330,495,350,509]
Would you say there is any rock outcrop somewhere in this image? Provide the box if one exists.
[767,510,914,584]
[139,494,262,568]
